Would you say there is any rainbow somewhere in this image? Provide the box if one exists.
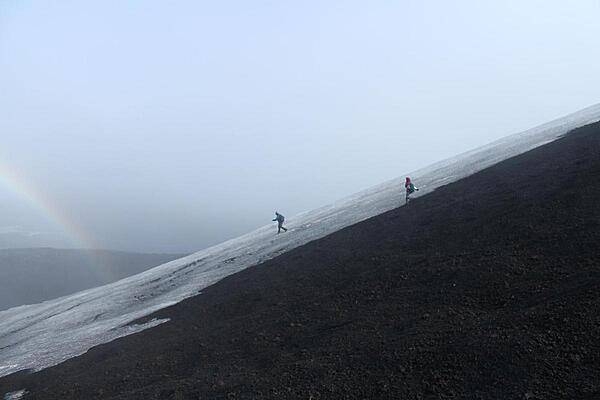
[0,158,97,250]
[0,159,125,283]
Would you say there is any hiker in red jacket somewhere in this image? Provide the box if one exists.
[405,177,419,204]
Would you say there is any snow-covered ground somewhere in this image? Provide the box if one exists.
[3,389,27,400]
[1,104,599,377]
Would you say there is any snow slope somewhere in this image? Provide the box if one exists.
[1,104,599,377]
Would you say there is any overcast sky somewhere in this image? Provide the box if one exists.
[0,1,599,253]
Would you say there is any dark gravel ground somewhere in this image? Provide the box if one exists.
[1,122,600,399]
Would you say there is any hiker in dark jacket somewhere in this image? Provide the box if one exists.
[272,212,288,233]
[405,177,419,204]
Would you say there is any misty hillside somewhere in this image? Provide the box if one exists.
[0,104,598,384]
[0,248,184,311]
[2,121,599,399]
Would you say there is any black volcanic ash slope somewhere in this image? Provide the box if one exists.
[2,122,600,399]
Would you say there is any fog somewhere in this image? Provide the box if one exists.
[1,1,599,253]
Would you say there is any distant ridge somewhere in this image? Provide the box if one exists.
[0,248,184,311]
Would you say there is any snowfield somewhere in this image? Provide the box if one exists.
[1,104,599,377]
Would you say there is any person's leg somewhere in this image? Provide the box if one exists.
[279,221,287,232]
